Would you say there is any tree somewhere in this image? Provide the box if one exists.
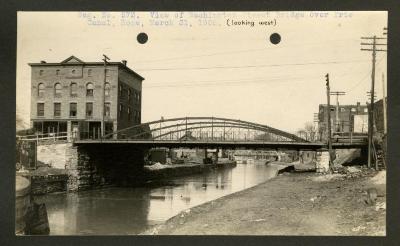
[304,122,317,142]
[297,122,318,141]
[296,129,307,141]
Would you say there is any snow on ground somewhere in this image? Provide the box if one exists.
[371,171,386,185]
[144,162,200,171]
[144,162,169,170]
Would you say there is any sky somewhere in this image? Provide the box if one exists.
[16,11,387,132]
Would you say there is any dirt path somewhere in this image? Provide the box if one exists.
[143,170,386,236]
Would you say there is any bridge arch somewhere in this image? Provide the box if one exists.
[104,117,307,142]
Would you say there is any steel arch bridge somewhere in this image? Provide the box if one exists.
[103,117,306,142]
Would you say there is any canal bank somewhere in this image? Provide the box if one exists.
[33,162,284,235]
[143,168,386,236]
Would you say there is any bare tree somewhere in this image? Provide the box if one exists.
[297,122,318,141]
[296,129,308,141]
[304,122,317,141]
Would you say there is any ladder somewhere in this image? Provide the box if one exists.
[372,140,386,170]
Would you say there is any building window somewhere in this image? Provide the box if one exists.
[127,89,131,101]
[137,92,141,104]
[38,83,45,97]
[56,69,60,75]
[39,70,44,76]
[119,103,123,117]
[37,103,44,117]
[86,102,93,118]
[104,82,111,97]
[86,83,94,97]
[54,83,62,97]
[54,103,61,117]
[104,103,111,117]
[105,69,110,77]
[330,108,335,112]
[364,108,368,113]
[127,107,131,120]
[351,108,356,112]
[119,85,122,97]
[88,69,92,77]
[70,103,77,117]
[133,91,137,103]
[340,108,346,112]
[70,82,78,96]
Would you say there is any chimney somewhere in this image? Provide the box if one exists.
[40,61,46,63]
[122,60,127,66]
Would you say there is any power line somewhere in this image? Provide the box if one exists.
[144,66,364,88]
[346,56,385,93]
[136,59,369,72]
[144,74,324,89]
[133,38,361,65]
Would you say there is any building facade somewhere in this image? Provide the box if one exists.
[373,97,387,135]
[317,102,369,140]
[30,56,144,139]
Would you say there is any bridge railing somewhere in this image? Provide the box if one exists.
[17,132,69,142]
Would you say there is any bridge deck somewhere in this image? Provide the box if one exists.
[74,140,366,150]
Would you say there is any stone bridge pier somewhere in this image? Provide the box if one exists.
[65,143,146,191]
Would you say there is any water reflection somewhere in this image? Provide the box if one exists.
[36,162,279,235]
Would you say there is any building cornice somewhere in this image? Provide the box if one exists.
[29,62,145,81]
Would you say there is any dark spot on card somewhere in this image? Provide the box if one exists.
[137,33,148,44]
[270,33,281,45]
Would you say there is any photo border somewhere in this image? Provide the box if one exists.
[1,1,399,246]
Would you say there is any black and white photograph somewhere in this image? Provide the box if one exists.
[15,11,387,236]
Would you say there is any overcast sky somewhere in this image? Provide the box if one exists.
[16,11,387,132]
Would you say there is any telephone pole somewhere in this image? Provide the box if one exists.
[382,73,387,134]
[102,54,110,137]
[325,73,333,170]
[329,91,346,132]
[361,35,387,169]
[382,27,387,135]
[313,113,319,141]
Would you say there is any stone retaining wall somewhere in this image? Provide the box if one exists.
[66,144,145,190]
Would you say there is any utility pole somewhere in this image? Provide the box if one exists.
[330,91,346,132]
[101,54,110,138]
[361,35,387,169]
[382,73,387,134]
[382,27,387,135]
[325,73,333,170]
[313,113,319,141]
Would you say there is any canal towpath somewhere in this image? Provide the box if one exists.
[143,168,386,236]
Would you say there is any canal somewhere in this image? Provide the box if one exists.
[35,162,281,235]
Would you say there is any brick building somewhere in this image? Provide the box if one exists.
[29,56,144,139]
[373,97,387,135]
[317,102,369,140]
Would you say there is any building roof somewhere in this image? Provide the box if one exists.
[319,103,366,107]
[29,55,145,81]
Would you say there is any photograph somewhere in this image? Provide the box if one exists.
[15,11,387,236]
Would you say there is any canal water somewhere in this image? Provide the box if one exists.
[35,162,280,235]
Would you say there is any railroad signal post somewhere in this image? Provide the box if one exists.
[325,73,333,170]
